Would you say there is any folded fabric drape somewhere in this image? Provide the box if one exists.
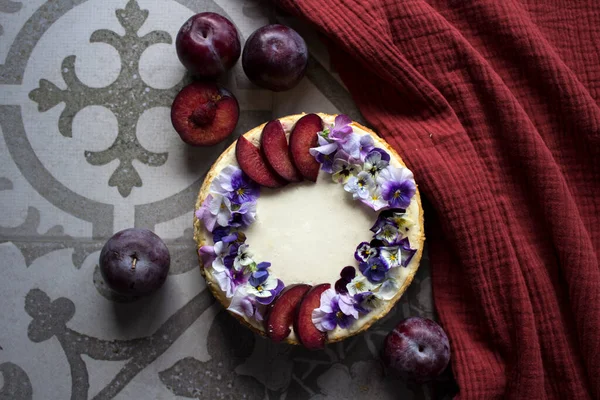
[277,1,600,398]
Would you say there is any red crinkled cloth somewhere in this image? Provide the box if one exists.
[277,0,600,398]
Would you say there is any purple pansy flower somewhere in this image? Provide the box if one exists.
[225,268,250,297]
[377,166,416,209]
[370,209,414,242]
[327,115,360,159]
[354,242,380,262]
[198,245,216,267]
[212,226,231,243]
[331,151,361,184]
[211,165,237,195]
[228,201,257,228]
[212,227,239,244]
[312,288,358,332]
[363,150,389,178]
[328,114,353,139]
[380,246,402,268]
[212,166,259,204]
[208,241,230,271]
[361,186,388,211]
[335,278,349,294]
[370,209,406,233]
[310,134,339,158]
[195,195,218,232]
[338,294,359,318]
[222,241,241,269]
[228,286,266,321]
[233,243,253,271]
[206,193,233,231]
[359,255,390,283]
[370,148,390,162]
[229,169,259,204]
[398,237,417,267]
[310,135,338,173]
[334,266,357,294]
[346,275,376,296]
[392,214,414,237]
[353,291,380,313]
[246,274,284,305]
[358,135,375,161]
[338,133,361,159]
[374,223,400,245]
[344,171,375,200]
[316,152,335,173]
[377,277,400,300]
[213,258,250,298]
[351,278,398,313]
[248,262,271,287]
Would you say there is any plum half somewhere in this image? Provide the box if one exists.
[171,82,239,146]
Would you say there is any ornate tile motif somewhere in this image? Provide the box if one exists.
[0,0,22,36]
[29,1,184,197]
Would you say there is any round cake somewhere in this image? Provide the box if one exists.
[194,113,424,348]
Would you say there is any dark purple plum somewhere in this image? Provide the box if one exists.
[99,228,171,296]
[382,317,450,382]
[242,24,308,92]
[176,12,241,78]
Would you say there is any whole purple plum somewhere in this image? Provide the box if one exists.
[176,12,241,78]
[99,228,170,296]
[242,24,308,92]
[382,317,451,382]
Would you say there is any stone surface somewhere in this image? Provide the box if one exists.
[0,1,441,398]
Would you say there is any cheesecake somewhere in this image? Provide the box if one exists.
[193,113,424,348]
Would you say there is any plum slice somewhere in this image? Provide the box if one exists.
[261,120,302,182]
[171,82,239,146]
[289,114,323,182]
[294,283,330,349]
[236,136,286,188]
[265,284,311,342]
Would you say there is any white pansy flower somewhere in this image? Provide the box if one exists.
[346,275,377,296]
[380,246,402,268]
[246,275,278,298]
[233,243,253,271]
